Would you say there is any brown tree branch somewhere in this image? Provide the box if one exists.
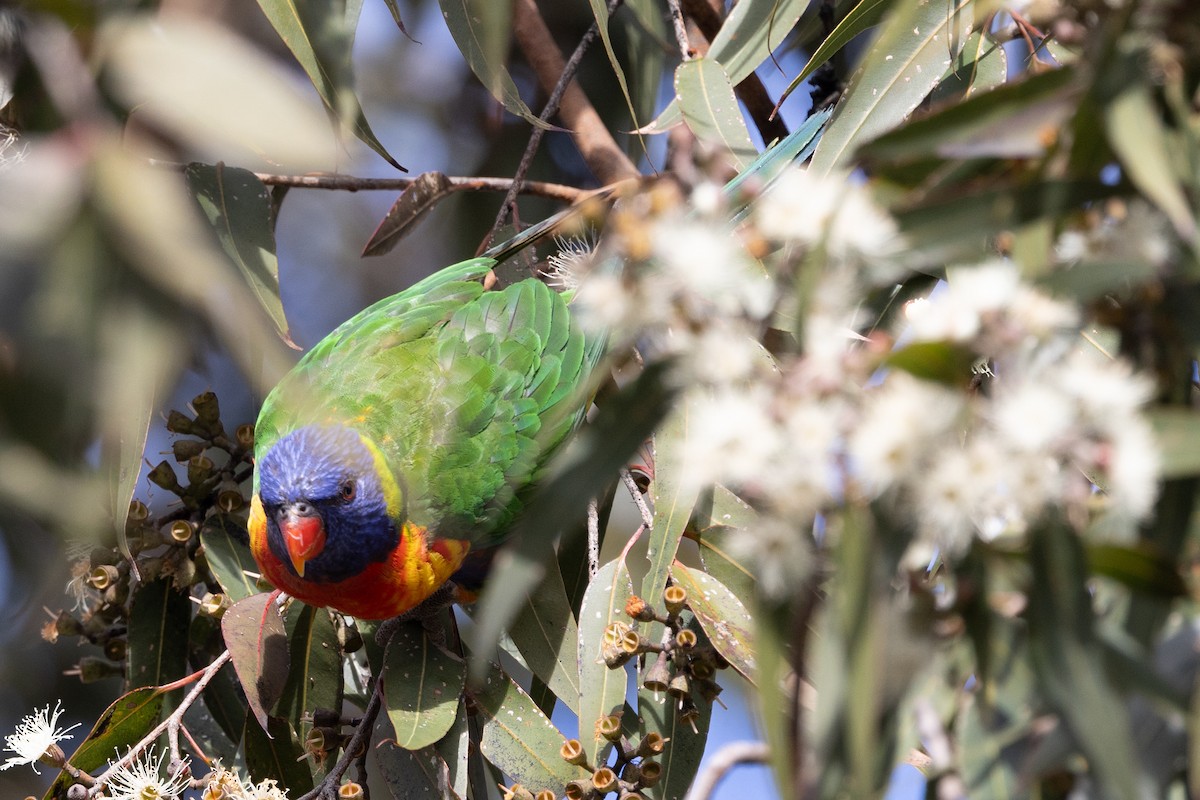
[680,0,790,145]
[684,741,771,800]
[512,0,641,187]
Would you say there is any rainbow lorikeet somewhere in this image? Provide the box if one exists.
[247,257,595,620]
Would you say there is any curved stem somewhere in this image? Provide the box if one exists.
[684,741,771,800]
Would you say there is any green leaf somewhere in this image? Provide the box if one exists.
[222,592,290,733]
[690,485,758,601]
[435,699,471,798]
[1148,408,1200,478]
[43,688,166,800]
[377,738,462,800]
[577,557,635,764]
[621,0,670,141]
[275,604,344,742]
[1027,521,1140,799]
[100,303,182,577]
[127,579,191,695]
[1107,82,1196,239]
[472,664,579,790]
[199,514,260,602]
[362,172,457,257]
[255,0,403,169]
[726,107,833,203]
[810,0,976,173]
[243,714,314,791]
[928,29,1008,104]
[384,622,467,750]
[101,15,337,171]
[778,0,896,106]
[642,399,701,621]
[437,0,549,129]
[637,690,711,800]
[671,563,757,684]
[884,340,978,386]
[642,0,809,133]
[185,163,294,347]
[508,562,582,716]
[859,66,1077,163]
[1087,541,1187,598]
[587,0,649,140]
[190,616,249,747]
[676,58,759,170]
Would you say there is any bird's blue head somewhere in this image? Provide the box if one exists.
[256,424,404,583]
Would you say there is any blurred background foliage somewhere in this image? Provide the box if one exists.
[4,0,1200,798]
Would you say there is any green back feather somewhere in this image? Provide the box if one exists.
[255,257,598,548]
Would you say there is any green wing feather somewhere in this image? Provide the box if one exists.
[254,256,598,549]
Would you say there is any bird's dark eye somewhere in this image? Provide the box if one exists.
[338,480,356,502]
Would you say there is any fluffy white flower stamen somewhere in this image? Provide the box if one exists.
[1,701,80,774]
[105,747,190,800]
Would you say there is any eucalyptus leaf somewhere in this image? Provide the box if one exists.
[577,557,635,764]
[384,622,467,750]
[508,561,582,716]
[676,58,759,170]
[221,592,289,733]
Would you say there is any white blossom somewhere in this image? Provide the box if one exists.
[105,747,190,800]
[1,701,80,774]
[991,380,1075,453]
[849,374,964,493]
[1104,418,1160,520]
[680,387,780,493]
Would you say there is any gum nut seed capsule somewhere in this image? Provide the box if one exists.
[603,621,630,646]
[643,652,671,693]
[217,490,244,513]
[199,593,231,617]
[638,760,662,788]
[103,638,127,661]
[168,520,195,544]
[337,783,364,800]
[598,715,622,742]
[88,565,120,590]
[148,460,182,492]
[592,767,617,794]
[535,791,556,800]
[128,499,151,522]
[500,784,535,800]
[236,423,255,448]
[667,672,691,699]
[663,585,687,616]
[621,793,645,800]
[690,658,716,680]
[311,708,341,728]
[621,762,642,783]
[636,732,667,758]
[192,391,221,426]
[674,629,697,649]
[187,455,215,485]
[565,780,589,800]
[625,595,654,622]
[172,439,207,463]
[620,630,642,655]
[337,624,363,654]
[697,677,724,703]
[166,409,196,435]
[560,739,587,766]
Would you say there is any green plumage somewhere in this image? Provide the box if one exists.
[254,257,596,548]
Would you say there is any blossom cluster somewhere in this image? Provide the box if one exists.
[567,164,1161,593]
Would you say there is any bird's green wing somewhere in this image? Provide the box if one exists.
[253,256,597,549]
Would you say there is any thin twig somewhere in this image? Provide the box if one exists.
[89,650,232,796]
[511,0,639,187]
[621,467,654,528]
[587,496,601,580]
[147,159,588,204]
[667,0,693,59]
[480,0,625,252]
[684,741,771,800]
[297,678,385,800]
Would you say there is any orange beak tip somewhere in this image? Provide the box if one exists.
[281,515,325,579]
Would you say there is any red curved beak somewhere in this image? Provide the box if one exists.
[277,504,325,578]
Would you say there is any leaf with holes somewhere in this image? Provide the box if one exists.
[362,172,456,257]
[676,58,758,170]
[810,0,976,173]
[578,556,635,764]
[384,622,466,750]
[222,592,289,732]
[43,688,165,800]
[509,561,582,716]
[672,562,757,683]
[473,664,579,789]
[275,604,343,741]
